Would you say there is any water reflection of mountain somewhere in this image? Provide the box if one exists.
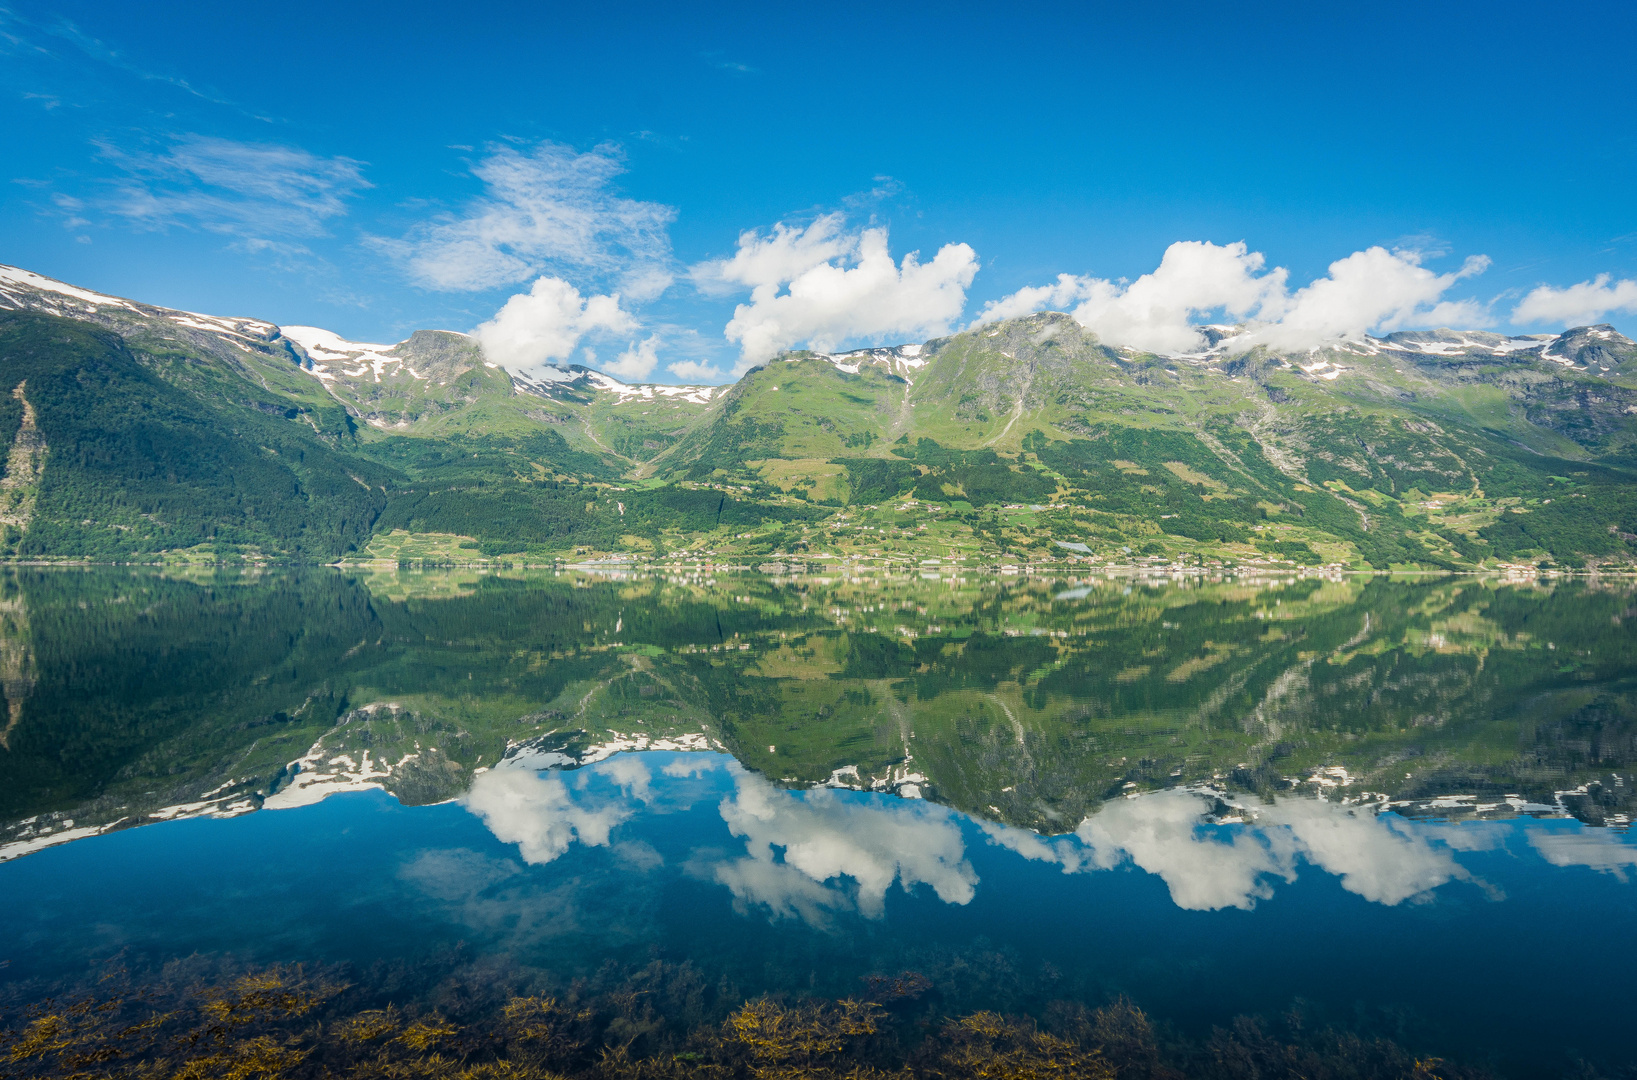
[2,567,1634,858]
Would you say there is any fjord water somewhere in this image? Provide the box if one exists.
[1,568,1635,1077]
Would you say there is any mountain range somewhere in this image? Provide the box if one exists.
[2,262,1636,569]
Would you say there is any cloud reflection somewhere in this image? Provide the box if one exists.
[983,789,1471,911]
[701,772,977,926]
[462,767,634,865]
[458,754,1614,922]
[1529,829,1637,881]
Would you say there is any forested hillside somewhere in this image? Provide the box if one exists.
[2,264,1636,568]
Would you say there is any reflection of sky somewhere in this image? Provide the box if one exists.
[981,790,1491,911]
[458,755,1624,921]
[463,766,640,865]
[460,760,976,927]
[6,750,1637,1076]
[704,771,976,924]
[1529,828,1637,880]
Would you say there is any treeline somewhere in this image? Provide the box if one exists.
[377,481,826,554]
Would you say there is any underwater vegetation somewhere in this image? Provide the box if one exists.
[0,961,1519,1080]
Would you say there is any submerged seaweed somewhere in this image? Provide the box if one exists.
[0,962,1523,1080]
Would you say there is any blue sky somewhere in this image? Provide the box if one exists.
[3,0,1635,382]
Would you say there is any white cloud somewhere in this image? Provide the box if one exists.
[974,817,1092,871]
[1074,789,1298,910]
[708,855,855,926]
[981,790,1472,911]
[1511,274,1637,327]
[96,135,369,246]
[472,275,636,375]
[461,767,631,866]
[1529,828,1637,881]
[704,772,977,926]
[696,216,979,371]
[1079,241,1289,354]
[970,272,1094,327]
[1255,798,1465,905]
[974,241,1285,353]
[1248,248,1490,352]
[693,213,854,296]
[977,242,1492,354]
[602,755,654,802]
[662,757,721,778]
[605,335,661,382]
[667,358,727,383]
[378,140,676,293]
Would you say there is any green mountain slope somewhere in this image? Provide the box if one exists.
[3,263,1636,567]
[0,311,389,558]
[0,267,801,559]
[654,313,1637,568]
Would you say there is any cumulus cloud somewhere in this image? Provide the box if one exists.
[96,135,369,248]
[977,242,1491,354]
[693,214,854,296]
[602,755,654,802]
[472,275,636,374]
[1074,790,1299,910]
[1249,248,1490,352]
[379,140,676,294]
[1254,797,1465,905]
[461,768,632,866]
[605,335,662,382]
[695,215,979,371]
[700,772,977,926]
[667,359,727,383]
[973,242,1286,354]
[662,757,720,778]
[981,790,1472,911]
[1529,828,1637,881]
[969,272,1095,327]
[1511,274,1637,327]
[708,855,856,926]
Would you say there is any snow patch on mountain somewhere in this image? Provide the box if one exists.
[0,264,140,314]
[495,730,717,772]
[511,365,720,406]
[804,344,929,383]
[0,264,280,355]
[281,325,433,385]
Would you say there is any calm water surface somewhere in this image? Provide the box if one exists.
[1,568,1634,1077]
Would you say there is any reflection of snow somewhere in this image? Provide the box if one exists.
[1529,829,1637,881]
[263,748,394,810]
[462,768,636,865]
[981,789,1471,911]
[703,772,976,925]
[500,730,713,771]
